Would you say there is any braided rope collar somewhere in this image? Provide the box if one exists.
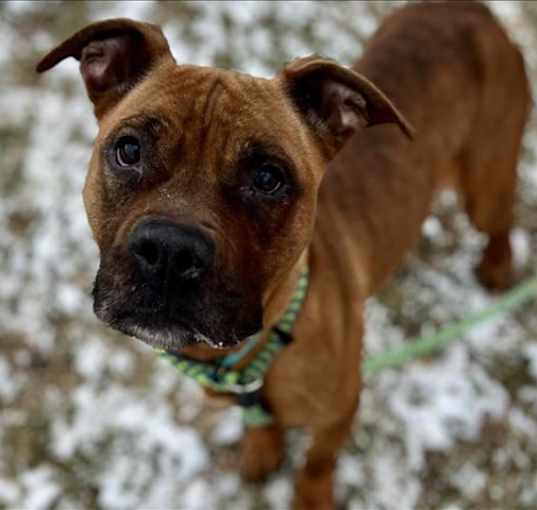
[156,270,309,426]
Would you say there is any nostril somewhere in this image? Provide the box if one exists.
[136,239,161,267]
[173,250,200,280]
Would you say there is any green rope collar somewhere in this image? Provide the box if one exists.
[156,271,309,427]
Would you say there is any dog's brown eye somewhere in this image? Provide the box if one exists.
[253,164,284,194]
[115,136,141,167]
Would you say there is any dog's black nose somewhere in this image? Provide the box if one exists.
[128,220,215,282]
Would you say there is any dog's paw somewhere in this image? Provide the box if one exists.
[293,469,335,510]
[476,232,514,292]
[476,257,513,292]
[239,425,284,482]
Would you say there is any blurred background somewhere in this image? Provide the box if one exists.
[1,1,537,509]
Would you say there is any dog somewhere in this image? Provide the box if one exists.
[37,2,529,508]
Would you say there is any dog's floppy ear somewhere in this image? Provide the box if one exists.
[282,56,415,158]
[36,18,174,120]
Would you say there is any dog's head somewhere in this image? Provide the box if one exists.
[37,19,412,351]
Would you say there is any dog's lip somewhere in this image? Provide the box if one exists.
[133,327,244,351]
[130,324,199,351]
[106,314,246,351]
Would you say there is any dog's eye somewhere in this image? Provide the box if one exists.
[252,164,285,195]
[115,136,141,167]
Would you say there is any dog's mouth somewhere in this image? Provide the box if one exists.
[92,277,263,352]
[102,311,257,351]
[111,317,243,351]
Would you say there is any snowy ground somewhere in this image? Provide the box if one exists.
[1,2,537,509]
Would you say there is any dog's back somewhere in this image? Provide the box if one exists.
[316,0,531,295]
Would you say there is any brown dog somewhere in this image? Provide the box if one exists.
[37,2,529,508]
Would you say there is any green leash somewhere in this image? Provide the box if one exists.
[363,273,537,377]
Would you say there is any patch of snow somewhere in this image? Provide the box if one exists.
[488,1,522,26]
[56,283,85,314]
[0,478,19,506]
[74,337,109,379]
[213,473,241,500]
[524,342,537,380]
[49,382,209,509]
[384,346,509,470]
[0,358,24,403]
[181,479,217,510]
[422,215,443,239]
[370,451,421,510]
[466,315,511,354]
[108,349,135,377]
[211,407,243,445]
[19,466,60,510]
[338,453,365,487]
[364,298,406,355]
[264,475,293,510]
[511,228,531,269]
[509,407,537,436]
[449,462,486,500]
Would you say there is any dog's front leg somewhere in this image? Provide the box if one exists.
[294,404,357,510]
[240,422,285,482]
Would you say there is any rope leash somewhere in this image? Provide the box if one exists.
[362,273,537,377]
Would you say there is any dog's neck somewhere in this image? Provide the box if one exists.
[181,249,309,362]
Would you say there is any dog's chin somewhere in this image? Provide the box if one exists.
[123,323,218,350]
[108,318,249,352]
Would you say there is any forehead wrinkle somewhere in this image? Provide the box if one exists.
[194,72,245,176]
[202,76,226,127]
[199,70,259,126]
[194,76,224,174]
